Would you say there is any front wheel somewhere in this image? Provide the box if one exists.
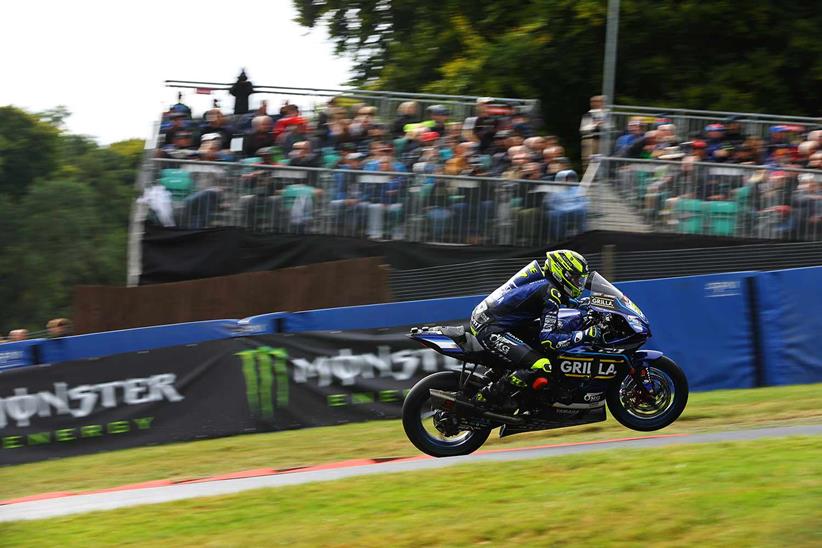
[607,356,688,431]
[402,371,491,457]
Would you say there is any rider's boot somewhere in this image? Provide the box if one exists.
[473,357,552,410]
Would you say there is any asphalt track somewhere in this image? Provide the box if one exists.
[2,424,820,522]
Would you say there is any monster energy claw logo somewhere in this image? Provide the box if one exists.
[236,347,289,419]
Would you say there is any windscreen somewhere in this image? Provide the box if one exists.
[586,272,647,321]
[587,272,624,299]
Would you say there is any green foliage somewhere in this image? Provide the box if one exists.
[295,0,822,154]
[0,106,142,334]
[0,106,60,199]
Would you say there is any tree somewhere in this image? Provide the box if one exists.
[0,106,60,198]
[0,107,141,334]
[294,0,822,157]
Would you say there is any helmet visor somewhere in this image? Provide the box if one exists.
[567,271,588,292]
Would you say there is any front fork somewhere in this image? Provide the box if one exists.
[628,361,657,401]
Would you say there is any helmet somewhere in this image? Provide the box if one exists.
[544,250,589,298]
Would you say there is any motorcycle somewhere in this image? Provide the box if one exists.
[402,271,688,457]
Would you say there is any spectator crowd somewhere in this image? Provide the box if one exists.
[148,74,586,245]
[145,74,819,245]
[600,111,821,239]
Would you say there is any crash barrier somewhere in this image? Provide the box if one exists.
[139,159,587,247]
[164,79,540,136]
[606,105,820,149]
[1,266,820,464]
[598,157,821,241]
[72,257,391,334]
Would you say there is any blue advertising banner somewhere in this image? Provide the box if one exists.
[756,266,822,386]
[617,272,758,391]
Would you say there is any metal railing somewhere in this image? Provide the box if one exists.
[605,104,820,151]
[141,158,587,247]
[597,156,822,241]
[165,80,540,129]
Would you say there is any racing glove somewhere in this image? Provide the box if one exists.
[575,325,603,345]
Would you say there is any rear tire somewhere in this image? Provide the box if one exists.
[607,356,688,431]
[402,371,491,457]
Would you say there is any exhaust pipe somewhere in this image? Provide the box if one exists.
[429,389,526,426]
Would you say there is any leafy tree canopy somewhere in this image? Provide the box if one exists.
[295,0,821,153]
[0,106,142,334]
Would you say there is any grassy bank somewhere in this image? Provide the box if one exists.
[0,383,819,501]
[3,436,821,546]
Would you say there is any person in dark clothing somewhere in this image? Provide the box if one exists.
[230,69,254,115]
[243,115,275,156]
[197,109,233,149]
[170,92,192,118]
[469,99,499,154]
[391,101,420,139]
[469,250,596,407]
[723,116,747,148]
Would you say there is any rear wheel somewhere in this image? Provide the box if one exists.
[606,356,688,431]
[402,371,491,457]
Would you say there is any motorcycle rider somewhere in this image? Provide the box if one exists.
[470,249,601,407]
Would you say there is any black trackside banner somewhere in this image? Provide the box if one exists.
[0,328,461,465]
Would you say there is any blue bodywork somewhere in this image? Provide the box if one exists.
[411,271,664,369]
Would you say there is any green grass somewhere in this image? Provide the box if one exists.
[0,383,820,502]
[2,437,821,547]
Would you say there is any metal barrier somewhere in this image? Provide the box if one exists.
[597,156,822,241]
[143,159,585,247]
[606,105,820,151]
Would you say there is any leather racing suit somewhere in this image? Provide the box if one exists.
[470,259,590,393]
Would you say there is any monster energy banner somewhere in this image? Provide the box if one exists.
[0,328,458,465]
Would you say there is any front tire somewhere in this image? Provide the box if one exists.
[607,356,688,431]
[402,371,491,457]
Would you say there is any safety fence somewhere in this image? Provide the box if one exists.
[141,159,586,246]
[596,157,821,241]
[606,105,820,147]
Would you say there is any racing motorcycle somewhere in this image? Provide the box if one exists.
[402,272,688,457]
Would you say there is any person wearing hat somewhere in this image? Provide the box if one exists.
[419,104,449,137]
[703,123,728,162]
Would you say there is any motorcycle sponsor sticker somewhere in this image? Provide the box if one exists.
[558,359,619,379]
[590,296,615,309]
[583,391,605,403]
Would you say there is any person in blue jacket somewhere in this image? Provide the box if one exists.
[469,249,600,406]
